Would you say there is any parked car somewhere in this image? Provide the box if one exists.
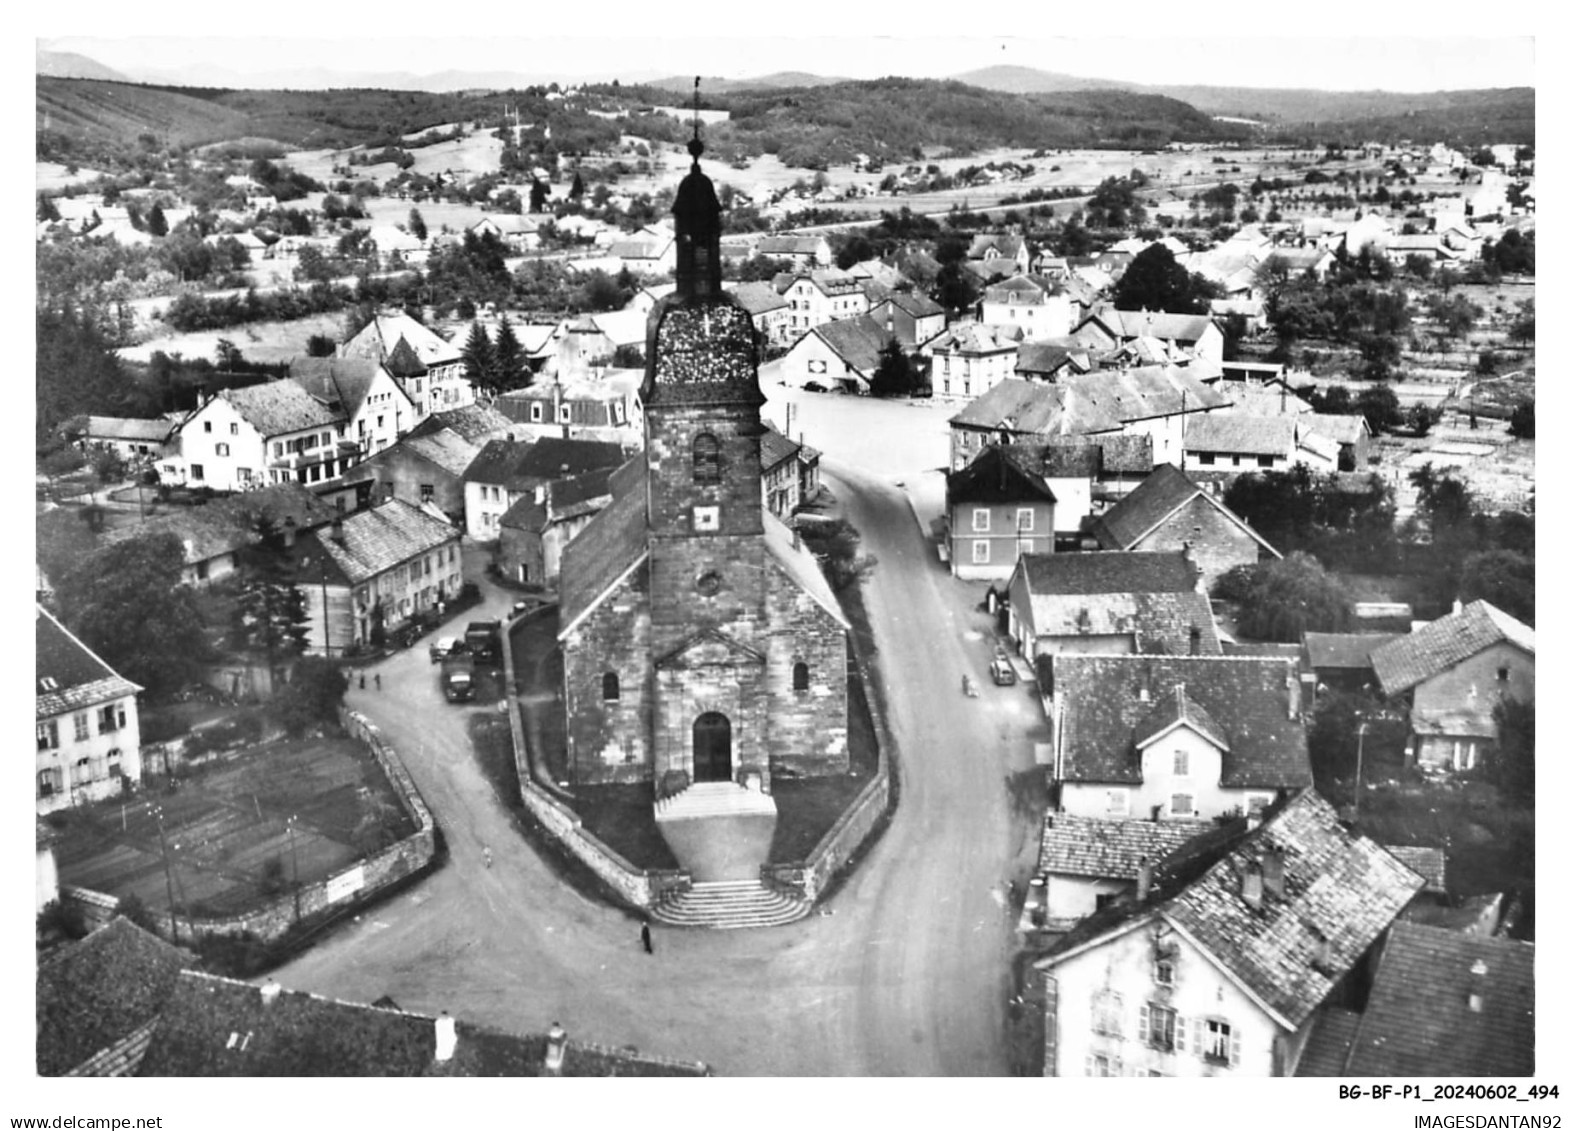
[989,649,1017,686]
[430,636,463,663]
[803,381,828,393]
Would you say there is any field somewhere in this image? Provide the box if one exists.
[49,733,415,920]
[116,310,352,365]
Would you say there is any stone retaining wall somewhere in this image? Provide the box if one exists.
[61,709,436,945]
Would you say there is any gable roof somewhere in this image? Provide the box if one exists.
[1383,845,1447,894]
[288,356,396,419]
[37,917,191,1076]
[1298,412,1369,445]
[874,290,945,319]
[810,315,892,375]
[1052,654,1312,789]
[1045,433,1153,475]
[1091,462,1279,557]
[1371,600,1535,695]
[1183,413,1297,457]
[1015,342,1090,377]
[759,424,810,472]
[951,371,1227,438]
[498,466,618,533]
[763,510,849,630]
[36,605,141,718]
[1041,791,1423,1031]
[946,444,1057,506]
[927,322,1021,355]
[728,280,789,315]
[1132,683,1231,751]
[214,381,343,439]
[397,429,486,478]
[1038,812,1214,881]
[383,336,428,379]
[135,970,710,1076]
[557,456,652,637]
[342,313,462,368]
[408,404,516,444]
[1297,921,1533,1076]
[1085,309,1217,343]
[294,499,458,587]
[462,436,626,488]
[1018,549,1199,597]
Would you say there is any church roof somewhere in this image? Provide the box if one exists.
[557,457,651,638]
[763,511,849,630]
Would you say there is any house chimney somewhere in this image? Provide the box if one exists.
[1261,848,1286,898]
[434,1011,458,1063]
[331,517,345,543]
[1467,960,1488,1013]
[1246,796,1268,830]
[1189,625,1202,656]
[1452,597,1464,616]
[1241,860,1264,910]
[543,1022,567,1075]
[1314,934,1334,970]
[259,978,282,1006]
[1136,856,1153,901]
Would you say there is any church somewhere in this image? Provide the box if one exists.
[556,128,852,801]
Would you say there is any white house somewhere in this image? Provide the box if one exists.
[924,323,1020,402]
[981,276,1078,341]
[288,357,417,457]
[164,383,356,493]
[339,313,474,417]
[36,605,143,814]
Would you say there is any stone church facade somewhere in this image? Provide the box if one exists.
[557,134,850,798]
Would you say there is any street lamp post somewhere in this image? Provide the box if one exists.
[1353,720,1369,819]
[152,804,179,943]
[286,815,302,924]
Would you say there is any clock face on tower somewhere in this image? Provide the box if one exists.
[693,505,720,532]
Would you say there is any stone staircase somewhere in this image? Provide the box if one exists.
[651,880,812,929]
[654,781,778,822]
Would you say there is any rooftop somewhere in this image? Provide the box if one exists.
[1183,413,1298,457]
[947,444,1057,506]
[294,499,459,587]
[1371,600,1534,695]
[1052,654,1312,789]
[212,381,344,439]
[36,605,141,719]
[1038,812,1214,881]
[1302,632,1402,672]
[463,436,627,488]
[1091,462,1278,558]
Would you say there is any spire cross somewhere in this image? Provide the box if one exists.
[687,76,705,162]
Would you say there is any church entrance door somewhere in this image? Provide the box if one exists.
[692,712,733,782]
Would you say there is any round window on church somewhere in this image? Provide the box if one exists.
[695,571,722,596]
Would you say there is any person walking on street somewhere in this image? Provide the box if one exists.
[640,921,653,954]
[374,673,382,691]
[359,673,366,691]
[483,845,493,869]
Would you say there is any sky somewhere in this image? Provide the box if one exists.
[39,25,1537,92]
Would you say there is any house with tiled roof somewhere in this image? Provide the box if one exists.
[36,605,143,813]
[1006,551,1220,662]
[1295,921,1532,1077]
[981,275,1078,341]
[289,500,463,655]
[1048,653,1311,821]
[966,232,1030,277]
[760,423,820,520]
[946,444,1057,580]
[1181,412,1339,475]
[339,312,473,415]
[727,281,791,349]
[461,435,629,541]
[1031,811,1214,928]
[1301,632,1402,695]
[493,370,643,442]
[924,322,1021,402]
[949,372,1227,472]
[342,427,488,525]
[1074,309,1225,364]
[867,291,946,349]
[468,212,545,251]
[133,970,710,1076]
[1033,789,1424,1076]
[289,356,415,457]
[754,234,831,268]
[1370,599,1534,771]
[497,465,619,586]
[1297,412,1372,470]
[1091,463,1280,591]
[163,382,356,493]
[1014,339,1094,383]
[79,415,178,462]
[776,268,869,342]
[36,918,192,1076]
[100,481,339,586]
[778,313,892,393]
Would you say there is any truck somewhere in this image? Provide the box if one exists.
[464,619,502,666]
[441,656,476,702]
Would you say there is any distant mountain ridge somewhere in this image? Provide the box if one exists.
[36,48,131,83]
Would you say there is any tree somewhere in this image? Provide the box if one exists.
[38,194,61,222]
[53,532,209,697]
[1356,331,1402,382]
[529,179,550,213]
[1084,176,1145,229]
[1228,553,1356,642]
[870,339,917,398]
[568,170,586,201]
[460,320,497,395]
[36,307,146,449]
[1405,403,1436,437]
[306,333,337,358]
[1354,382,1403,435]
[214,338,246,372]
[229,517,311,681]
[407,207,427,241]
[146,202,168,238]
[1508,299,1534,344]
[492,314,526,393]
[1309,384,1353,415]
[272,656,349,738]
[1458,550,1534,624]
[1486,698,1534,804]
[1111,243,1215,315]
[1508,399,1534,439]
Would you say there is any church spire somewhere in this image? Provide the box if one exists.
[672,76,722,298]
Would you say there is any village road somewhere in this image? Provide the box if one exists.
[275,465,1038,1075]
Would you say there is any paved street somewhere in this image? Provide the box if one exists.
[276,443,1041,1075]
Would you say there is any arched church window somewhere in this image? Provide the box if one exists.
[602,672,620,702]
[693,432,721,483]
[793,661,810,692]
